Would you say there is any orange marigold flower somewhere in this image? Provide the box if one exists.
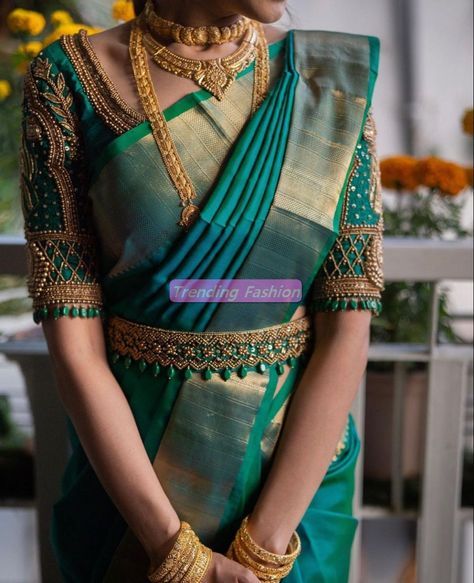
[462,108,474,136]
[465,166,473,187]
[380,156,421,191]
[417,156,469,196]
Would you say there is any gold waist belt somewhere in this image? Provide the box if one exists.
[106,314,313,382]
[106,314,350,462]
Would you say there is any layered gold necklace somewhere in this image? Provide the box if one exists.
[129,2,270,230]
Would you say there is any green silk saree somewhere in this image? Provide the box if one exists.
[20,23,382,583]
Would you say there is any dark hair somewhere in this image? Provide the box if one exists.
[133,0,147,15]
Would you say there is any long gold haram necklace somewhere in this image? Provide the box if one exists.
[129,19,270,230]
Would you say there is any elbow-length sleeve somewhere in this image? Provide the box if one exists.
[19,51,105,324]
[310,108,385,317]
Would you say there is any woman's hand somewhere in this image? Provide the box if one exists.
[202,552,260,583]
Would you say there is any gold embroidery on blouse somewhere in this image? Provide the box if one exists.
[60,30,146,135]
[363,109,383,215]
[21,57,104,311]
[23,60,80,233]
[312,109,384,305]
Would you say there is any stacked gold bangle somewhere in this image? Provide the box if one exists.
[147,521,212,582]
[227,516,301,582]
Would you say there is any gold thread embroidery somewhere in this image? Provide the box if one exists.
[312,110,385,304]
[60,30,146,135]
[21,56,104,311]
[106,314,313,371]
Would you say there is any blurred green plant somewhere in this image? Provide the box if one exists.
[371,152,473,347]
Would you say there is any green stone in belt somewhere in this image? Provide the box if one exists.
[256,362,266,374]
[184,366,193,380]
[276,362,285,375]
[124,356,132,369]
[167,365,176,379]
[138,359,147,372]
[152,363,161,377]
[111,352,120,363]
[203,367,212,380]
[221,367,231,381]
[238,365,248,378]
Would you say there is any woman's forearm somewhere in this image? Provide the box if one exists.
[247,310,372,554]
[43,319,180,566]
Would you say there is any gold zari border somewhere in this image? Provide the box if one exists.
[106,314,312,371]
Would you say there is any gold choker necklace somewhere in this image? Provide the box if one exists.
[144,0,250,46]
[141,19,259,100]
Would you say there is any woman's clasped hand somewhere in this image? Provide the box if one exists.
[202,553,261,583]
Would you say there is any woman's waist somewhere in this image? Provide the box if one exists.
[105,313,313,381]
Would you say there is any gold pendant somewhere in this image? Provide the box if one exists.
[178,203,201,230]
[194,61,236,100]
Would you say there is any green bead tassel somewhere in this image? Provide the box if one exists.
[152,363,161,377]
[203,367,212,380]
[61,305,70,316]
[184,366,193,380]
[71,306,79,318]
[52,306,61,319]
[276,362,285,375]
[111,352,120,363]
[79,307,88,318]
[124,356,132,369]
[287,356,296,368]
[256,362,266,374]
[167,365,176,380]
[41,306,49,319]
[238,365,248,378]
[138,359,147,372]
[221,367,231,381]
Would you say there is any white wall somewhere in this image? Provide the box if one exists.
[286,0,473,163]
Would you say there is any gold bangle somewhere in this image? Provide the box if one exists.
[232,536,293,579]
[238,515,301,566]
[147,521,199,582]
[182,543,213,583]
[162,535,200,583]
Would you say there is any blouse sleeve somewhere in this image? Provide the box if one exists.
[309,108,385,317]
[19,51,105,324]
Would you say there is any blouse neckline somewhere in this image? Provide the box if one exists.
[77,28,289,127]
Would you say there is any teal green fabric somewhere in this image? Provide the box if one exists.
[19,26,381,583]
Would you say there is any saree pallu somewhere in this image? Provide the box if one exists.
[20,24,380,583]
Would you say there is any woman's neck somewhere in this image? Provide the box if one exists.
[153,0,242,28]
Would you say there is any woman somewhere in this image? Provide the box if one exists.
[19,0,384,580]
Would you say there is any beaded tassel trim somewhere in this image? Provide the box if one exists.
[312,296,382,317]
[106,314,313,382]
[33,304,106,324]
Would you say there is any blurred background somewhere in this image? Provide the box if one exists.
[0,1,472,582]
